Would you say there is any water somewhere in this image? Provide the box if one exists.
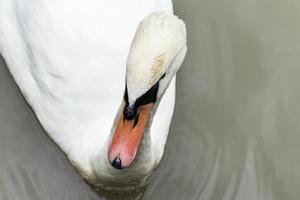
[1,0,300,199]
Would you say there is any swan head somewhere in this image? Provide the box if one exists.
[108,12,187,169]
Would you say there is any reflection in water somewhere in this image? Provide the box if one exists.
[93,186,146,200]
[1,0,300,199]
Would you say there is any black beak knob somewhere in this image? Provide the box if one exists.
[124,105,137,120]
[111,157,122,169]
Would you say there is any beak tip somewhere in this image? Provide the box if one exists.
[111,156,123,169]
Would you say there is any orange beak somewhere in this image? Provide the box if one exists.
[107,103,154,169]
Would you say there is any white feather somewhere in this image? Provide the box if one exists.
[126,12,186,105]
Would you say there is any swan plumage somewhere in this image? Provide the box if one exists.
[0,0,186,190]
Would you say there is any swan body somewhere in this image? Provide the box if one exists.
[0,0,186,190]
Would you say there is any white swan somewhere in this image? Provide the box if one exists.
[0,0,187,190]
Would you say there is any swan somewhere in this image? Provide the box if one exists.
[0,0,187,190]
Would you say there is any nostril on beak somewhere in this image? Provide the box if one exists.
[111,156,122,169]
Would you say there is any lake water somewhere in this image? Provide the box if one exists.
[1,0,300,199]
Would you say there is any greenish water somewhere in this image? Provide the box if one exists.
[1,0,300,199]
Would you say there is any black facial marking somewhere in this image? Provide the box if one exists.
[133,113,140,128]
[123,73,166,120]
[124,85,129,103]
[135,81,159,107]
